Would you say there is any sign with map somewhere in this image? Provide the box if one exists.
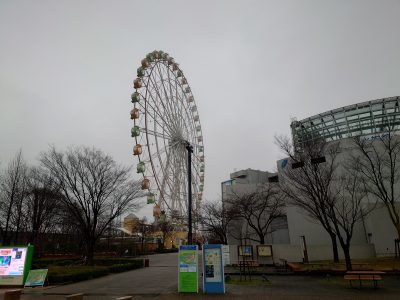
[178,245,198,293]
[202,244,225,294]
[24,269,48,287]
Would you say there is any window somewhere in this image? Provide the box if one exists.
[311,156,326,164]
[268,175,279,183]
[292,161,304,169]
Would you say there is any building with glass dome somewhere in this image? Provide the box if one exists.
[291,96,400,151]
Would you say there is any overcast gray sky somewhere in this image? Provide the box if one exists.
[1,0,400,218]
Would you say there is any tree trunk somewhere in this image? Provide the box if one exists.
[396,223,400,241]
[259,233,265,245]
[85,240,96,266]
[343,245,352,271]
[330,233,339,263]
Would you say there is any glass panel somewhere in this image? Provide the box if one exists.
[359,112,371,119]
[387,108,395,114]
[357,107,370,114]
[348,114,360,121]
[335,118,345,124]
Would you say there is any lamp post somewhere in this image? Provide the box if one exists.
[185,142,193,245]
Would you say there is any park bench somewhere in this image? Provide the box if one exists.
[344,271,384,288]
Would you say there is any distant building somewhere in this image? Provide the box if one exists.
[122,214,139,234]
[222,169,290,246]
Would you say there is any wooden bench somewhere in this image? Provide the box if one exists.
[344,271,384,288]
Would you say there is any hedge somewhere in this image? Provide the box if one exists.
[32,258,144,284]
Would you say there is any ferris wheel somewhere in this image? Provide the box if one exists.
[130,50,205,223]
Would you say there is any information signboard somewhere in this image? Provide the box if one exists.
[178,245,198,293]
[0,246,34,286]
[24,269,48,287]
[238,245,252,257]
[222,245,230,266]
[257,245,272,257]
[202,244,225,294]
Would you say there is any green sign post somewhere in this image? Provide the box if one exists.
[178,245,198,293]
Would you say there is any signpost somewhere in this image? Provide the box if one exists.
[178,245,198,293]
[0,245,34,286]
[24,269,48,287]
[202,244,225,294]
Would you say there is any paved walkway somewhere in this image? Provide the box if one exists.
[0,253,399,299]
[22,252,180,299]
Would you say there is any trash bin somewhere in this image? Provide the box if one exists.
[144,258,149,267]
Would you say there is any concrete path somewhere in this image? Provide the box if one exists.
[20,252,180,299]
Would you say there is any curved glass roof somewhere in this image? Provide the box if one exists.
[291,96,400,149]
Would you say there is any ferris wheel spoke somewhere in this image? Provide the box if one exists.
[167,68,187,134]
[137,99,174,134]
[145,79,176,133]
[147,69,181,131]
[142,128,172,140]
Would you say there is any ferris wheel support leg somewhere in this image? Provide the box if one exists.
[186,142,194,245]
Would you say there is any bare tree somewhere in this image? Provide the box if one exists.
[276,135,340,262]
[24,167,63,248]
[137,217,153,254]
[157,217,174,249]
[40,146,143,265]
[0,150,28,245]
[227,184,285,245]
[200,201,234,244]
[351,132,400,240]
[327,165,375,270]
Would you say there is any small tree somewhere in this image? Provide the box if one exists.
[40,146,143,265]
[157,218,174,249]
[227,184,285,245]
[200,201,234,244]
[352,131,400,240]
[327,165,375,270]
[137,217,153,253]
[276,136,340,262]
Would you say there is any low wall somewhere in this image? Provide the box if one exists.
[226,243,376,264]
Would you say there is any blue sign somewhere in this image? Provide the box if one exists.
[202,244,225,294]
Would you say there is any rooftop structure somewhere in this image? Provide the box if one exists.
[291,96,400,150]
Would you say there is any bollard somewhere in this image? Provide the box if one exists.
[116,297,132,300]
[144,258,149,267]
[66,293,84,300]
[4,289,21,300]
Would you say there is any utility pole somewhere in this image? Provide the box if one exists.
[185,142,193,245]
